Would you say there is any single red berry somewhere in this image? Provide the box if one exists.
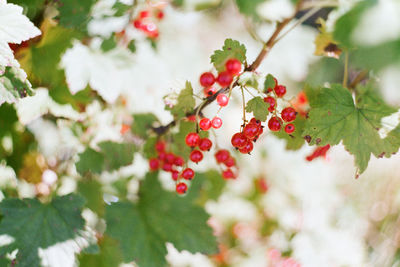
[224,157,235,167]
[225,59,242,76]
[274,85,286,97]
[139,10,150,18]
[176,182,187,194]
[185,132,200,147]
[263,96,276,112]
[285,123,295,134]
[149,158,159,171]
[268,117,282,131]
[162,162,173,172]
[174,156,184,166]
[187,115,196,121]
[156,10,164,20]
[171,170,179,181]
[155,141,165,152]
[231,132,247,149]
[199,138,212,151]
[158,151,166,161]
[250,118,261,126]
[239,140,254,154]
[222,169,236,179]
[190,150,203,163]
[216,71,233,87]
[181,168,195,180]
[281,107,297,122]
[133,19,142,29]
[217,94,229,107]
[243,123,259,140]
[200,72,215,87]
[165,153,175,164]
[199,118,212,131]
[204,86,217,97]
[211,117,222,129]
[215,149,230,163]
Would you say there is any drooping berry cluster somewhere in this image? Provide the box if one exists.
[214,149,237,179]
[185,132,214,164]
[231,118,264,154]
[132,6,165,39]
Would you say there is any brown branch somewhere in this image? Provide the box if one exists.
[349,70,368,89]
[152,3,303,136]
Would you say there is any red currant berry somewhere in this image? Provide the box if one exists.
[215,149,230,163]
[250,118,261,126]
[162,162,173,172]
[231,132,247,149]
[199,138,212,151]
[158,151,166,161]
[171,170,179,181]
[190,150,203,163]
[204,86,217,97]
[133,19,142,29]
[265,77,278,92]
[225,58,242,76]
[285,123,295,134]
[268,117,282,131]
[174,156,184,166]
[222,169,236,179]
[187,115,196,122]
[149,158,159,171]
[243,123,259,140]
[216,71,233,87]
[176,182,187,194]
[263,96,276,112]
[139,10,150,18]
[239,140,254,154]
[156,10,164,20]
[181,168,195,180]
[281,107,297,122]
[211,117,222,129]
[224,157,235,167]
[165,153,175,164]
[200,72,215,87]
[217,94,229,107]
[274,85,286,97]
[185,132,200,147]
[155,141,165,152]
[199,118,212,131]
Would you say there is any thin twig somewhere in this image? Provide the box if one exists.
[343,51,349,88]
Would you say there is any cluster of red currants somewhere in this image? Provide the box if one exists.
[132,8,164,39]
[185,132,213,164]
[231,118,264,154]
[148,140,195,194]
[214,149,237,179]
[263,78,297,134]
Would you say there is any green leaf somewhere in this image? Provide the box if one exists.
[264,74,276,92]
[0,66,34,100]
[57,0,97,29]
[235,0,265,20]
[170,121,197,158]
[0,194,85,267]
[101,35,117,52]
[303,83,400,175]
[143,136,158,159]
[112,2,131,17]
[210,39,247,72]
[274,116,306,150]
[187,170,226,205]
[127,40,136,53]
[78,179,104,216]
[8,0,46,20]
[105,173,218,267]
[98,141,135,171]
[79,236,124,267]
[76,148,104,175]
[170,82,196,118]
[131,113,159,138]
[245,96,269,121]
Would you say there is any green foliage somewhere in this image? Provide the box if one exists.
[274,116,306,150]
[170,121,197,158]
[188,170,226,205]
[245,96,269,121]
[112,2,131,17]
[105,173,218,267]
[79,236,124,267]
[76,141,135,175]
[211,39,247,72]
[100,35,117,52]
[264,74,276,92]
[8,0,45,20]
[143,136,158,158]
[78,179,104,216]
[169,81,196,118]
[57,0,97,29]
[0,194,85,267]
[235,0,265,20]
[131,113,159,138]
[303,84,400,175]
[1,66,34,100]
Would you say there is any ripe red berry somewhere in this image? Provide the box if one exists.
[176,182,187,194]
[190,150,203,163]
[231,132,247,149]
[268,117,282,131]
[139,10,150,18]
[155,141,165,152]
[174,156,184,166]
[158,151,166,161]
[211,117,222,129]
[204,86,217,97]
[215,149,230,163]
[171,170,179,181]
[243,123,259,140]
[250,118,261,126]
[149,158,159,171]
[274,85,286,97]
[239,140,254,154]
[133,19,142,29]
[263,96,276,112]
[200,72,215,87]
[222,169,236,179]
[281,107,297,122]
[217,94,229,107]
[224,157,235,167]
[162,162,173,172]
[284,123,295,134]
[225,59,242,76]
[199,118,212,131]
[181,168,195,180]
[216,71,233,87]
[165,153,175,164]
[199,138,212,151]
[185,132,200,147]
[156,10,164,20]
[187,115,196,121]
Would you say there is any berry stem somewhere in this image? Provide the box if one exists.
[240,86,246,125]
[343,50,349,88]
